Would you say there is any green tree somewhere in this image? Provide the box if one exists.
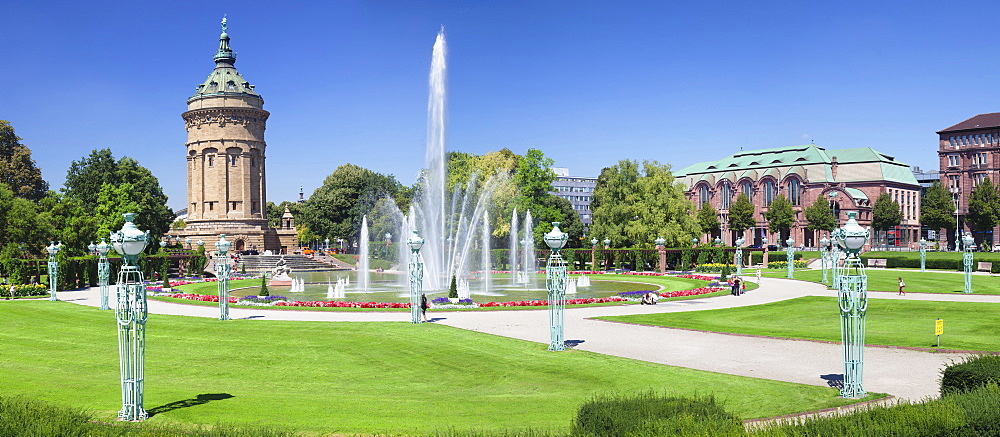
[37,192,100,256]
[0,120,48,201]
[871,192,903,245]
[804,196,837,234]
[763,194,795,242]
[0,182,49,257]
[727,193,756,235]
[300,164,404,245]
[63,149,173,236]
[966,178,1000,238]
[920,181,957,233]
[696,203,720,241]
[590,160,698,247]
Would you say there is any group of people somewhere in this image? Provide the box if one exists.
[639,292,659,305]
[729,276,745,296]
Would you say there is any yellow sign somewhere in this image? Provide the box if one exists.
[935,319,944,336]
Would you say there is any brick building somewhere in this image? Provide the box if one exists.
[937,113,1000,248]
[675,144,921,247]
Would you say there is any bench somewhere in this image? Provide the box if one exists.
[977,262,993,272]
[866,259,887,268]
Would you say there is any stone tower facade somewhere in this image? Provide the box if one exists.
[174,19,297,254]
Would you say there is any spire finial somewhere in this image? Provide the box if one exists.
[214,16,235,64]
[221,15,228,33]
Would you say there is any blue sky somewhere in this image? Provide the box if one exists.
[1,1,993,210]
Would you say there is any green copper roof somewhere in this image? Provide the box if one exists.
[675,144,918,186]
[188,17,260,103]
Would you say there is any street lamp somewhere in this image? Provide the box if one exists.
[963,232,974,294]
[325,238,330,254]
[831,211,870,398]
[734,237,746,276]
[951,186,961,252]
[88,242,97,256]
[603,238,610,249]
[820,236,830,283]
[110,213,150,421]
[407,230,424,324]
[96,239,112,310]
[544,222,569,351]
[215,235,232,321]
[197,239,204,248]
[45,241,61,301]
[185,237,191,249]
[919,238,927,273]
[714,236,721,246]
[785,237,795,279]
[691,237,699,247]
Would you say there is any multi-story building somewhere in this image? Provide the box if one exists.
[937,113,1000,248]
[550,168,597,226]
[912,166,941,241]
[675,144,922,247]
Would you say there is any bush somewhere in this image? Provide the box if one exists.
[941,355,1000,396]
[720,263,731,282]
[259,273,269,297]
[767,260,808,269]
[572,391,743,437]
[449,275,458,298]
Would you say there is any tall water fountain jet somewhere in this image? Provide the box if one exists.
[481,209,491,295]
[359,215,370,291]
[522,210,535,287]
[510,208,519,285]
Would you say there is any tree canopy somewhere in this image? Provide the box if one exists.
[871,192,903,231]
[966,178,1000,234]
[763,194,795,239]
[727,193,756,234]
[590,160,698,247]
[696,202,720,239]
[63,149,173,236]
[300,164,406,245]
[920,181,956,232]
[804,197,837,232]
[0,120,48,201]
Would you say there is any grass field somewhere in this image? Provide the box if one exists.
[1,300,870,435]
[761,268,1000,295]
[597,296,1000,352]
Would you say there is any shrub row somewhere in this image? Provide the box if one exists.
[766,260,809,269]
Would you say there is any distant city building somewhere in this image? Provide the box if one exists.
[912,166,941,242]
[171,19,297,254]
[549,167,597,226]
[937,113,1000,248]
[675,144,922,247]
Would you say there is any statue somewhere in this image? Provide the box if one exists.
[271,255,292,280]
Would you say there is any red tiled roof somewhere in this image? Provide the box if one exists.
[938,113,1000,133]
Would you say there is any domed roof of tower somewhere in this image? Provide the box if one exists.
[188,17,261,103]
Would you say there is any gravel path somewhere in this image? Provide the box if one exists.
[56,275,1000,401]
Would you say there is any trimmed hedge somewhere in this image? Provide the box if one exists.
[861,252,1000,273]
[571,391,742,437]
[941,355,1000,396]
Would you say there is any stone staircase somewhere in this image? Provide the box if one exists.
[238,254,348,273]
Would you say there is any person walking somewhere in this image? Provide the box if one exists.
[898,277,906,296]
[420,293,429,322]
[755,268,762,285]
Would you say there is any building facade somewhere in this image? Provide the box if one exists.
[172,19,297,254]
[675,145,922,248]
[549,167,596,226]
[937,113,1000,248]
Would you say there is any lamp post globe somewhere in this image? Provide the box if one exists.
[603,238,610,248]
[185,237,191,249]
[109,213,151,421]
[714,237,721,246]
[590,237,598,248]
[88,242,97,254]
[655,236,666,247]
[197,239,204,248]
[159,240,167,249]
[692,237,699,246]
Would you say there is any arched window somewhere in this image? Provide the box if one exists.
[698,185,710,207]
[787,178,802,206]
[830,200,841,223]
[762,180,777,206]
[741,182,753,201]
[720,183,732,209]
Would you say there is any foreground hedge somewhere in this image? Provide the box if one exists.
[941,354,1000,396]
[572,392,742,437]
[861,252,1000,273]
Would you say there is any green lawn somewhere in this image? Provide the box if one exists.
[762,268,1000,294]
[597,296,1000,352]
[2,301,869,434]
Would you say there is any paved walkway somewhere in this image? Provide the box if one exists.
[57,276,1000,402]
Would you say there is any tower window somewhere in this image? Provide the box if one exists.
[230,155,237,166]
[227,81,236,91]
[208,156,214,167]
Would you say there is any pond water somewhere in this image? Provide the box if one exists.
[230,271,655,303]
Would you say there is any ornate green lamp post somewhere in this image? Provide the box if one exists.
[820,236,830,283]
[110,213,150,421]
[691,237,698,247]
[97,239,112,310]
[919,238,927,273]
[785,237,795,279]
[714,236,721,246]
[46,241,62,301]
[215,235,232,321]
[407,230,425,324]
[831,211,870,398]
[545,222,569,351]
[962,232,974,294]
[590,237,598,271]
[734,237,745,275]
